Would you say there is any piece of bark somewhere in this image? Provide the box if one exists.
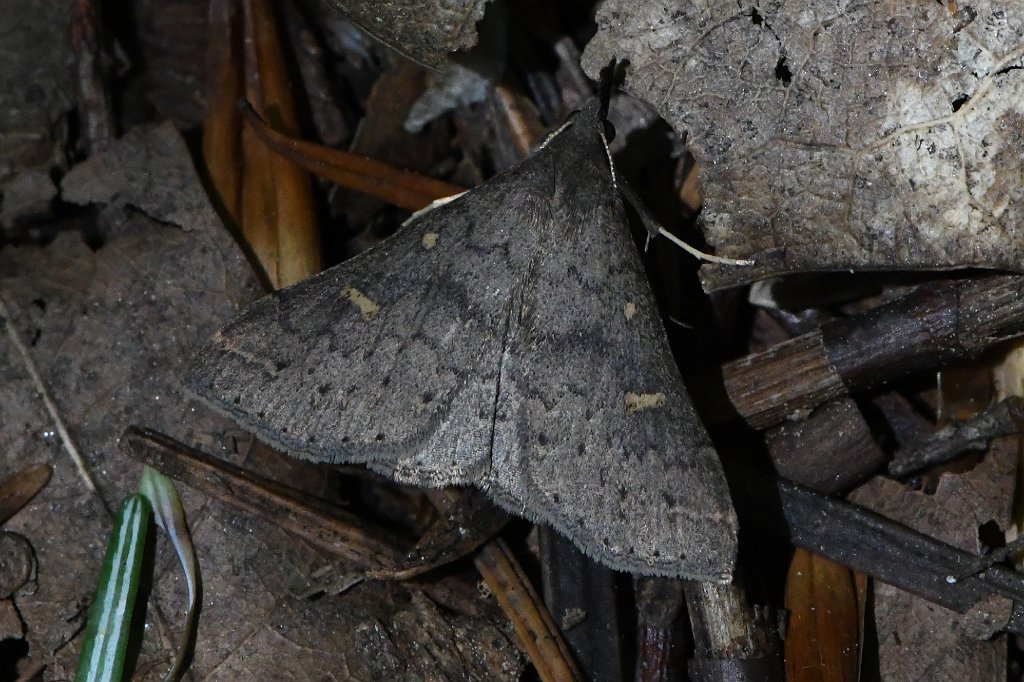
[0,0,72,231]
[723,276,1024,429]
[850,436,1017,679]
[766,397,885,494]
[134,0,209,127]
[69,0,114,154]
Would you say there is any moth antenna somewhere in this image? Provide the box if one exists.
[598,126,618,190]
[538,118,575,150]
[618,181,755,266]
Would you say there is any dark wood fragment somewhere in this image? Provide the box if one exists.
[634,577,685,682]
[69,0,114,154]
[889,396,1024,477]
[723,276,1024,429]
[539,527,623,682]
[683,580,782,682]
[778,479,1024,634]
[766,397,886,494]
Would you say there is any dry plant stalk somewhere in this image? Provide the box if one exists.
[202,0,243,225]
[203,0,321,289]
[474,540,583,682]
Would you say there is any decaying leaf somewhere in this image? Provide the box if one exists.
[328,0,494,69]
[848,436,1017,679]
[583,1,1024,289]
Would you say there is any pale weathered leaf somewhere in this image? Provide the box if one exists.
[583,0,1024,289]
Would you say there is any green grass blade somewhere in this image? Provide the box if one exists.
[138,466,199,682]
[75,494,152,682]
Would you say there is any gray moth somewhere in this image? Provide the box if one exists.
[188,100,738,580]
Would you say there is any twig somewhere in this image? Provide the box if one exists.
[0,297,100,495]
[889,396,1024,476]
[120,427,405,571]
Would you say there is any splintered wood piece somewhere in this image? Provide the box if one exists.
[766,397,885,495]
[684,580,782,682]
[724,276,1024,429]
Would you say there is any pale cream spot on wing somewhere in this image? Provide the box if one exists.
[624,392,666,412]
[341,285,380,321]
[422,232,439,249]
[624,302,637,320]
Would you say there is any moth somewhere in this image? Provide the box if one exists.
[189,100,738,580]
